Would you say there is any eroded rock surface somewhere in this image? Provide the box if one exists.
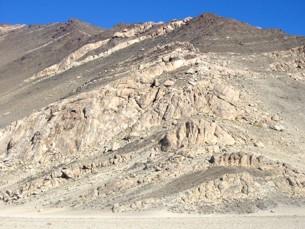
[1,13,305,214]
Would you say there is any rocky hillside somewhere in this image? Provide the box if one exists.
[1,13,305,214]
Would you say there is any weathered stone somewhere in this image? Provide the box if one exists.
[163,80,175,87]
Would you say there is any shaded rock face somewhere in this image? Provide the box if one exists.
[0,13,305,214]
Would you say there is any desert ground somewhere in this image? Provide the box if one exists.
[0,206,305,229]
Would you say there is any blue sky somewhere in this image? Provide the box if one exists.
[0,0,304,35]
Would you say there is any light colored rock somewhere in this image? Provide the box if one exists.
[254,141,264,148]
[213,84,240,105]
[163,80,175,87]
[160,119,235,151]
[271,114,281,121]
[0,24,25,34]
[271,124,285,132]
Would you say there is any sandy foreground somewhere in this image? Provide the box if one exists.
[0,206,305,229]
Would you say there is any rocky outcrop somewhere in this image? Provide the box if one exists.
[207,83,240,120]
[29,19,191,83]
[209,152,264,167]
[112,22,156,38]
[0,24,25,34]
[269,46,305,80]
[26,39,110,82]
[0,44,199,166]
[160,119,235,151]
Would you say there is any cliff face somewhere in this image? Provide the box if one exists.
[1,13,305,213]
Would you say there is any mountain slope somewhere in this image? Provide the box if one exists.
[0,13,305,214]
[168,13,305,53]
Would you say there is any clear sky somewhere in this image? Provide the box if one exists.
[0,0,304,36]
